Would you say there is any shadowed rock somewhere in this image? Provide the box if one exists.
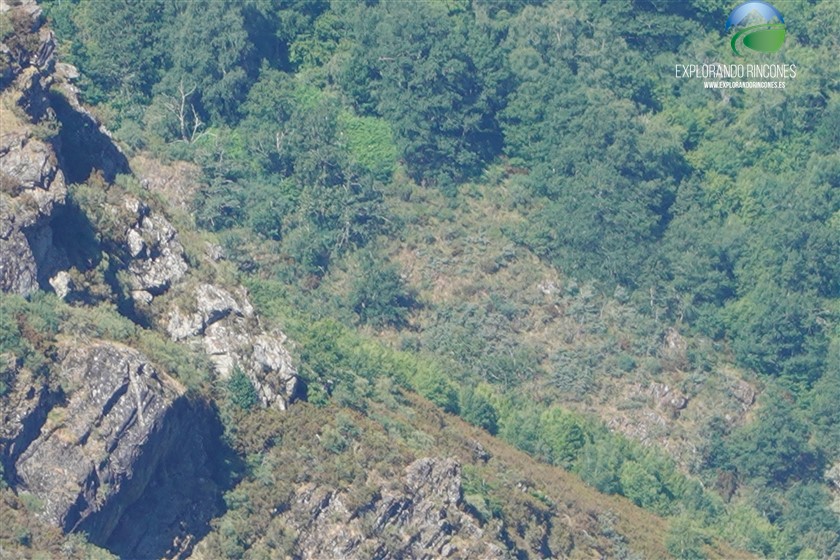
[11,343,231,559]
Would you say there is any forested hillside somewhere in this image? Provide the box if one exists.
[2,0,839,558]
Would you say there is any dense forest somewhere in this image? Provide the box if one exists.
[2,0,839,558]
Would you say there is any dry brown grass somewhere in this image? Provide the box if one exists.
[382,391,754,560]
[368,180,760,474]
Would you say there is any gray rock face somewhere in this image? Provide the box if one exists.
[649,382,689,417]
[1,131,61,192]
[251,333,299,407]
[6,342,228,559]
[203,320,246,376]
[274,457,504,560]
[0,227,41,294]
[827,462,840,516]
[0,10,68,296]
[0,129,68,296]
[728,378,757,411]
[15,343,184,533]
[405,457,463,505]
[122,197,188,297]
[0,0,53,85]
[167,283,244,339]
[0,356,54,474]
[48,269,74,300]
[167,284,299,410]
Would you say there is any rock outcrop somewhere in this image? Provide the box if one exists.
[167,283,299,409]
[121,196,188,301]
[253,457,504,560]
[1,0,298,410]
[0,353,54,474]
[0,28,67,295]
[0,4,297,557]
[827,462,840,516]
[3,342,228,559]
[0,0,129,299]
[15,343,184,532]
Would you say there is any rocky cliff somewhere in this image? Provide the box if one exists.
[191,456,491,560]
[14,343,186,532]
[0,51,66,294]
[4,342,228,559]
[0,0,298,404]
[0,1,297,556]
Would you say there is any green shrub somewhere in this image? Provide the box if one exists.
[538,407,586,469]
[338,112,397,181]
[227,369,259,410]
[460,386,499,434]
[666,514,709,560]
[410,365,459,414]
[19,492,44,513]
[349,256,417,328]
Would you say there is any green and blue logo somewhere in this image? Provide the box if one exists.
[726,2,786,56]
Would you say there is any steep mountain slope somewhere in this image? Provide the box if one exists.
[189,389,754,560]
[0,2,292,557]
[0,3,747,559]
[326,182,762,469]
[4,0,839,558]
